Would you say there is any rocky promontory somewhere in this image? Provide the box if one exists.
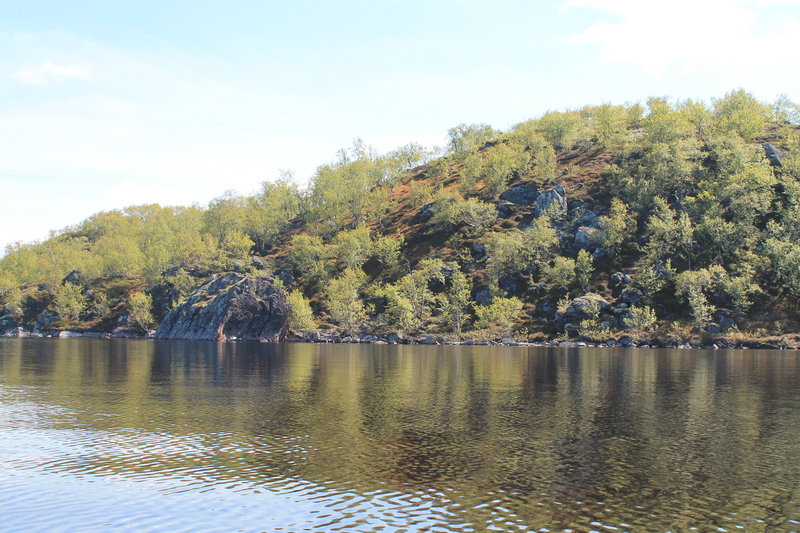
[155,272,289,342]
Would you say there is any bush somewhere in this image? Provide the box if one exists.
[52,282,86,321]
[128,291,154,331]
[287,291,316,332]
[474,297,523,338]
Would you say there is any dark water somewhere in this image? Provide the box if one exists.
[1,340,799,532]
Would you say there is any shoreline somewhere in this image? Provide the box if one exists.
[2,328,797,351]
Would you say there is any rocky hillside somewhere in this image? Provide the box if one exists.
[2,90,800,347]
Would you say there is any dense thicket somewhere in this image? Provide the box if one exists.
[2,89,800,341]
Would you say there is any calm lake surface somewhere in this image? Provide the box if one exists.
[1,339,799,532]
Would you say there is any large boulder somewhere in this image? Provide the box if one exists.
[0,315,18,336]
[156,272,289,342]
[762,143,784,167]
[554,293,610,331]
[573,226,600,252]
[500,183,539,205]
[535,185,567,217]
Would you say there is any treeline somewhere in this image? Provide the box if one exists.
[2,89,800,341]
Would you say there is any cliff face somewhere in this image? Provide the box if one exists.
[155,272,289,342]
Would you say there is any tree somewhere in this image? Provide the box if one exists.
[575,250,594,293]
[544,257,576,295]
[535,110,588,150]
[430,195,497,237]
[326,268,369,336]
[128,291,154,331]
[598,198,635,263]
[713,89,770,141]
[674,269,714,327]
[474,297,523,338]
[287,291,316,332]
[52,282,86,321]
[447,123,498,161]
[442,269,471,335]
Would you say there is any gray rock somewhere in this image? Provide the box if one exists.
[706,323,722,334]
[573,226,599,251]
[573,209,601,229]
[33,310,60,333]
[536,299,556,316]
[471,241,487,260]
[619,287,644,307]
[498,274,518,294]
[762,142,784,167]
[419,201,440,222]
[719,316,736,331]
[535,185,567,217]
[473,287,493,306]
[276,269,294,287]
[554,293,610,331]
[497,202,516,218]
[63,270,83,285]
[0,315,17,335]
[251,256,267,271]
[713,311,736,331]
[499,183,539,205]
[156,272,289,342]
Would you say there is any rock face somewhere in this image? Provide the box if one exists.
[762,143,784,167]
[156,272,289,342]
[500,183,539,205]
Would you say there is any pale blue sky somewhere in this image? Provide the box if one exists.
[2,0,799,250]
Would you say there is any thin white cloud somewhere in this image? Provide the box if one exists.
[12,61,90,85]
[564,0,800,81]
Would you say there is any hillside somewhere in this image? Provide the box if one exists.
[2,89,800,348]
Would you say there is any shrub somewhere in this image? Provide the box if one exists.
[287,291,316,332]
[128,291,154,331]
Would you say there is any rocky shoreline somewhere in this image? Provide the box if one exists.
[1,327,794,350]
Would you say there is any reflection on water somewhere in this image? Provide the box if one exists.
[1,339,799,532]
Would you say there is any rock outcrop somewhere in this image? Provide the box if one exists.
[155,272,289,342]
[500,183,539,205]
[535,185,567,216]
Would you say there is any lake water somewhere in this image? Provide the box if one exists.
[1,339,799,532]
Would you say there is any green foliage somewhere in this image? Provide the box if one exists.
[584,103,631,147]
[127,291,154,331]
[535,111,588,150]
[447,123,499,161]
[713,89,771,141]
[246,175,303,251]
[430,195,497,237]
[575,250,593,293]
[773,94,800,125]
[331,226,374,271]
[165,269,201,308]
[628,305,657,332]
[674,269,715,326]
[326,268,369,336]
[442,269,471,335]
[598,198,635,262]
[544,257,576,295]
[287,290,316,332]
[642,198,694,266]
[631,262,672,302]
[484,216,558,289]
[474,297,522,338]
[461,142,530,198]
[93,292,112,319]
[51,282,87,321]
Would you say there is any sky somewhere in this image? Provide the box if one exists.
[1,0,799,251]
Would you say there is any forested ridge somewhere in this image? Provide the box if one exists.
[3,89,800,346]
